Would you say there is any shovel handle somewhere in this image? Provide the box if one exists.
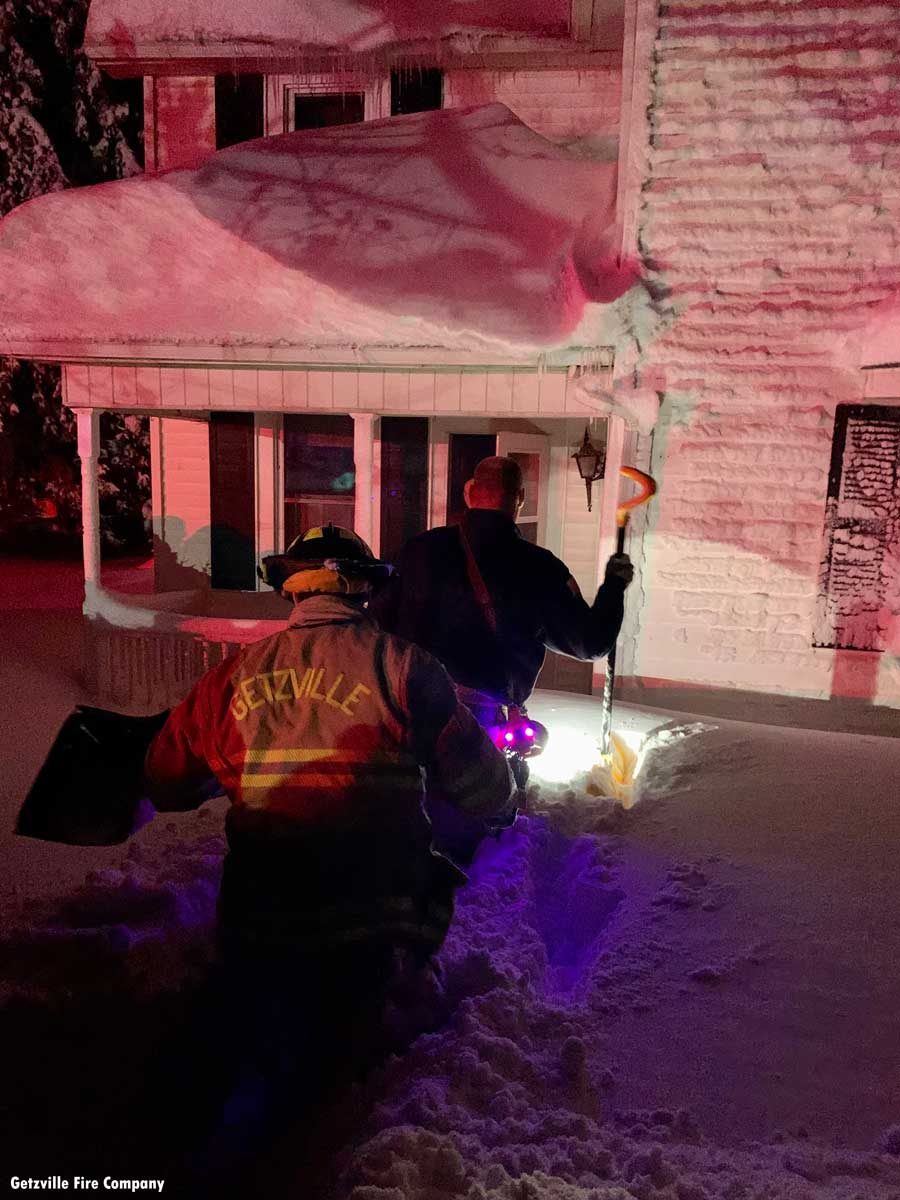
[616,466,657,528]
[602,467,656,756]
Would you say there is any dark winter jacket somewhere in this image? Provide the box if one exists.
[144,595,515,955]
[369,509,626,706]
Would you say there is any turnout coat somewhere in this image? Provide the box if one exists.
[145,594,515,954]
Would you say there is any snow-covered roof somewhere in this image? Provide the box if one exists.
[84,0,573,64]
[0,104,631,369]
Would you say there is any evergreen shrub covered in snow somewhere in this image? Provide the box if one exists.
[0,0,147,549]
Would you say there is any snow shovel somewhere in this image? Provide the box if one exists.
[593,466,657,807]
[15,706,169,845]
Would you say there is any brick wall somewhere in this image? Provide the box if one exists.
[444,67,621,141]
[627,0,900,702]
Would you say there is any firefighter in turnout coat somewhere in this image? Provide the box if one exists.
[145,523,515,955]
[143,524,515,1176]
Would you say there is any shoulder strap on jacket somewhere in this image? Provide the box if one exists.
[457,524,517,706]
[457,521,497,634]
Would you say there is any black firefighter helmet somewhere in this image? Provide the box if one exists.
[258,523,392,596]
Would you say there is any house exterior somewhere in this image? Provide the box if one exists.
[1,0,898,714]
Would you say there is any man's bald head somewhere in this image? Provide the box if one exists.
[464,456,525,517]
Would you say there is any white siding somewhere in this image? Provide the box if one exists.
[444,67,621,142]
[66,365,610,417]
[154,415,211,591]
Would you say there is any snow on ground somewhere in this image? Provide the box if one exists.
[3,560,900,1196]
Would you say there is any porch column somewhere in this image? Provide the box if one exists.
[255,413,282,582]
[592,414,626,694]
[74,408,102,603]
[352,413,380,554]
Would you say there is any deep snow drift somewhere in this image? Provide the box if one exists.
[0,104,633,365]
[2,570,900,1197]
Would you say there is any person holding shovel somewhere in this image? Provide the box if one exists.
[369,455,634,858]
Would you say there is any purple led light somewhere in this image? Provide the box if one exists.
[504,731,514,742]
[525,727,535,737]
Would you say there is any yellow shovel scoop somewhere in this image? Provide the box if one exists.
[595,465,657,807]
[587,730,641,809]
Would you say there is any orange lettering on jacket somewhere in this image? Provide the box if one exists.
[230,666,371,721]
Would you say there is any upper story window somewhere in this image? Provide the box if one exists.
[390,68,443,115]
[266,69,444,135]
[291,91,365,130]
[215,73,264,148]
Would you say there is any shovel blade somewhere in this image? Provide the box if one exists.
[15,706,169,846]
[587,731,640,808]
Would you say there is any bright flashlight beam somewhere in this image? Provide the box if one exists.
[529,721,645,785]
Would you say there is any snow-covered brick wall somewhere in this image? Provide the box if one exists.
[628,0,900,704]
[444,66,621,142]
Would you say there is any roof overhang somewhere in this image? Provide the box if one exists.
[11,343,606,371]
[84,0,624,75]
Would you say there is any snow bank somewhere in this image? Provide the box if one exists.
[5,710,900,1197]
[336,819,900,1199]
[0,104,632,366]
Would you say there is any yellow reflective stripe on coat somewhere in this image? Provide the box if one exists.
[241,772,358,790]
[244,748,343,764]
[239,747,422,797]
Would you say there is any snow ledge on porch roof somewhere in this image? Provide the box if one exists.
[83,0,573,63]
[0,104,636,371]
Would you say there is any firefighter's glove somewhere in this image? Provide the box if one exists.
[604,553,634,588]
[485,806,519,835]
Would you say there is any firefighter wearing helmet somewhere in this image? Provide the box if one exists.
[143,525,515,1170]
[146,522,514,955]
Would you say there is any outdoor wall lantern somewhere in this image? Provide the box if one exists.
[572,426,606,512]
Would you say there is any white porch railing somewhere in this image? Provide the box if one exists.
[82,586,288,713]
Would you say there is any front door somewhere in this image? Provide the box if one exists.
[444,430,550,540]
[495,431,549,545]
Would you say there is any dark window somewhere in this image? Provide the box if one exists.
[390,68,443,115]
[209,412,256,590]
[380,417,429,562]
[284,414,355,546]
[293,93,365,130]
[102,72,144,169]
[215,73,264,149]
[447,433,496,526]
[814,403,900,650]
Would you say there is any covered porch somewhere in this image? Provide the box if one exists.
[68,355,634,711]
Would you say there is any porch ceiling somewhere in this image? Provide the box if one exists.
[0,104,632,370]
